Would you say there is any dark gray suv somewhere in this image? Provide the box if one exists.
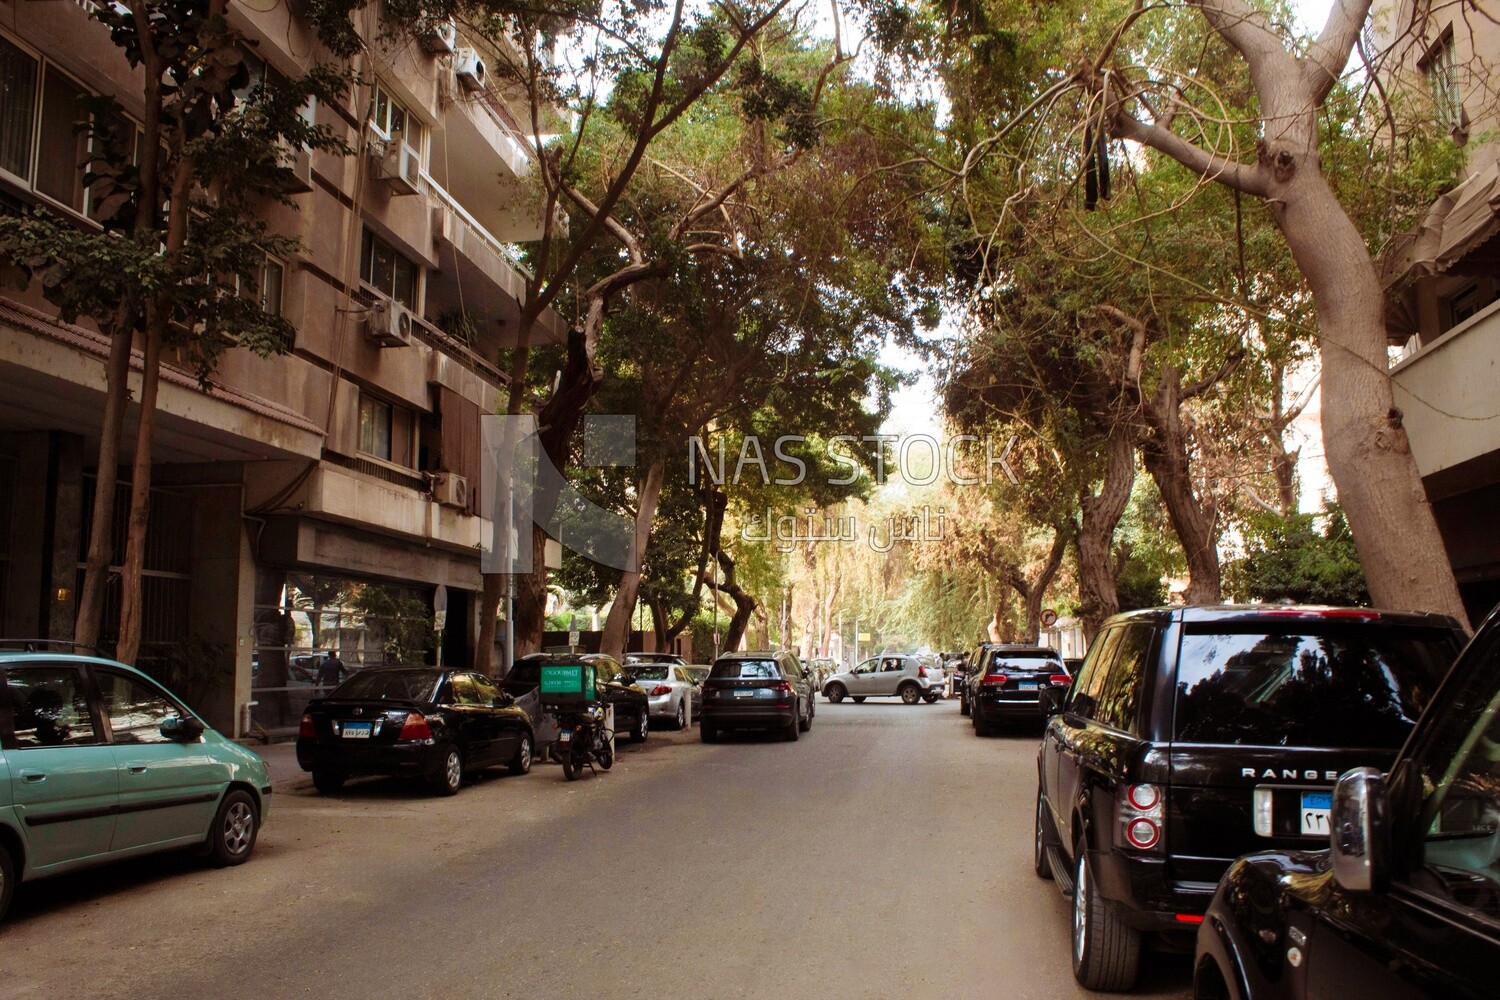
[700,651,814,742]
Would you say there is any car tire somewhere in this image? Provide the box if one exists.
[701,722,718,743]
[628,711,649,744]
[206,789,259,867]
[784,713,800,741]
[1072,847,1141,991]
[960,692,970,716]
[0,839,15,923]
[974,707,995,737]
[899,683,921,705]
[432,746,463,796]
[1034,791,1054,880]
[799,701,811,732]
[311,770,345,795]
[826,683,846,704]
[674,701,687,731]
[509,732,534,776]
[852,696,866,703]
[923,691,940,703]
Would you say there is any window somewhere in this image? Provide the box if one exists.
[448,674,482,706]
[1422,31,1462,132]
[473,675,503,705]
[1071,627,1122,720]
[0,36,38,179]
[1094,625,1151,735]
[236,255,284,316]
[359,393,394,460]
[880,658,904,673]
[1173,625,1458,747]
[4,665,99,748]
[360,228,418,308]
[0,38,100,216]
[96,671,182,745]
[371,81,421,151]
[710,659,779,680]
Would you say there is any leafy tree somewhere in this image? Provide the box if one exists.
[1226,505,1370,606]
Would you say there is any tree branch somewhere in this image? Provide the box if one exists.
[1303,0,1374,102]
[1112,109,1270,197]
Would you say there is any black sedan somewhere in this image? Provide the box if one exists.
[512,653,651,744]
[297,667,534,795]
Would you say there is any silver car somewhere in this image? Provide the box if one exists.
[822,654,946,705]
[624,661,700,730]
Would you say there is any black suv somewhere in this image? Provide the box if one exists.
[1034,605,1464,991]
[968,644,1069,735]
[510,653,651,744]
[700,650,814,742]
[1194,605,1500,1000]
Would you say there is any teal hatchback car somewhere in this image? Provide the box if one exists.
[0,649,271,922]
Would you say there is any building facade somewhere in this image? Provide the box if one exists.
[1375,0,1500,623]
[0,0,563,734]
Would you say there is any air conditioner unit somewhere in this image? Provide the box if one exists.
[379,141,422,195]
[418,18,458,55]
[431,471,469,509]
[455,48,487,92]
[276,141,313,194]
[365,299,414,348]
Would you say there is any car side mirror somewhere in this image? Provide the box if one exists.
[1330,767,1391,893]
[1038,686,1066,717]
[492,694,514,708]
[160,715,205,742]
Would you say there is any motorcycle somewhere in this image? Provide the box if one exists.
[552,702,614,781]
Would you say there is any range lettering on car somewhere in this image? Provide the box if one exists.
[1242,768,1342,781]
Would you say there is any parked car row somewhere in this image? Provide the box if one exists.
[1020,602,1500,999]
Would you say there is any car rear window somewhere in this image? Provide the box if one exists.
[1174,625,1459,748]
[330,670,441,702]
[629,666,671,680]
[990,654,1062,672]
[711,659,780,679]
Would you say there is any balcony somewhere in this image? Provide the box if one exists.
[289,458,487,553]
[1392,298,1500,496]
[424,175,566,350]
[429,81,549,243]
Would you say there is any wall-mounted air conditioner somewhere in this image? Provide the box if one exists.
[455,48,487,92]
[365,299,414,348]
[276,140,313,194]
[431,471,470,509]
[418,19,458,55]
[379,141,422,195]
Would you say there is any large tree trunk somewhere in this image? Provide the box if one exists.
[115,322,164,665]
[1139,367,1222,604]
[1076,424,1136,641]
[717,550,757,651]
[600,456,667,657]
[75,325,132,650]
[1007,528,1068,643]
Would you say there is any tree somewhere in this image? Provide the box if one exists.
[1226,505,1369,606]
[0,0,350,661]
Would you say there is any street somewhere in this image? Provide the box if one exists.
[0,702,1191,999]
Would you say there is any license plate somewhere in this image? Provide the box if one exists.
[734,690,757,698]
[1017,681,1038,691]
[341,721,373,739]
[1301,791,1332,836]
[559,730,572,742]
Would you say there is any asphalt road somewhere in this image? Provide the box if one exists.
[0,700,1193,999]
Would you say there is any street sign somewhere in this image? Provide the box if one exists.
[568,629,580,647]
[858,632,871,642]
[1040,608,1058,628]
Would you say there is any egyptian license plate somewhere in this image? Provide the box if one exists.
[341,721,373,739]
[1017,681,1038,691]
[734,689,759,698]
[1301,791,1332,836]
[559,729,572,743]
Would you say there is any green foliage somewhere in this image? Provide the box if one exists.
[347,585,439,666]
[1226,506,1370,606]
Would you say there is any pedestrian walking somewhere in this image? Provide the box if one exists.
[317,650,347,690]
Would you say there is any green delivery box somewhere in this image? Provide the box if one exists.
[540,663,596,710]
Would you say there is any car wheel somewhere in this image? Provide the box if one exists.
[1072,847,1141,990]
[628,711,649,743]
[899,683,921,705]
[0,839,15,923]
[207,789,259,867]
[701,722,718,743]
[826,683,846,704]
[923,691,940,703]
[852,696,866,703]
[674,701,687,731]
[432,746,463,796]
[798,698,812,732]
[974,706,995,737]
[1034,791,1054,880]
[783,713,800,741]
[311,770,345,795]
[960,695,970,716]
[509,732,533,776]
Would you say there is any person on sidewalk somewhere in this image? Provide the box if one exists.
[316,650,348,690]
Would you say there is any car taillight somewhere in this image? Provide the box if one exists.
[981,673,1008,686]
[770,681,792,695]
[1048,674,1071,686]
[650,685,672,696]
[1119,783,1164,851]
[919,665,929,678]
[298,713,316,738]
[398,712,433,740]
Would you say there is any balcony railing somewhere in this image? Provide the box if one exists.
[423,171,532,280]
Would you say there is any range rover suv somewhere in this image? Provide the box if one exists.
[1194,604,1500,1000]
[1033,605,1464,991]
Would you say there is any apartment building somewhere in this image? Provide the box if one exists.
[1374,0,1500,622]
[0,0,565,733]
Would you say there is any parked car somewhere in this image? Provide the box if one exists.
[684,664,712,686]
[822,654,946,705]
[1193,604,1500,1000]
[970,645,1069,736]
[517,653,651,744]
[297,667,535,796]
[808,657,837,689]
[700,651,814,742]
[1034,605,1465,991]
[623,652,685,668]
[623,661,700,730]
[0,647,271,923]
